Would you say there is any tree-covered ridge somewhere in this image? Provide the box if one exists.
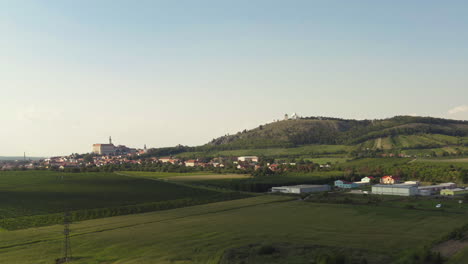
[205,116,468,150]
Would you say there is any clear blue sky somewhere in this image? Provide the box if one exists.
[1,1,468,156]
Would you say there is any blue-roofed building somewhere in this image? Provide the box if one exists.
[334,180,358,189]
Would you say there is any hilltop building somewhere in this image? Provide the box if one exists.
[284,112,300,120]
[92,137,116,155]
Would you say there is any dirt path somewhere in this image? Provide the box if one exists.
[433,236,468,258]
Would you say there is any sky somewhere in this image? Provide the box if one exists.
[1,0,468,156]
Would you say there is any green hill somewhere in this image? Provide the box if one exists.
[206,116,468,150]
[144,116,468,159]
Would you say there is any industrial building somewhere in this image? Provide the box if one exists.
[440,188,468,196]
[334,180,358,189]
[417,183,456,195]
[372,184,419,196]
[271,184,330,194]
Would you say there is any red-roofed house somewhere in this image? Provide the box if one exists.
[380,175,401,185]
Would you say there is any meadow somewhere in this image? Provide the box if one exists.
[0,195,466,264]
[0,171,248,230]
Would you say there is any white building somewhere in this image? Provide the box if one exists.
[403,181,420,186]
[360,177,375,183]
[372,184,419,196]
[271,184,330,194]
[237,156,259,163]
[92,136,116,155]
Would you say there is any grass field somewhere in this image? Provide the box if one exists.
[447,247,468,264]
[0,171,248,230]
[121,171,251,182]
[302,157,349,164]
[176,144,352,159]
[0,195,466,264]
[414,158,468,163]
[338,157,413,168]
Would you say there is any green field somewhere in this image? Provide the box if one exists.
[447,247,468,264]
[176,144,352,159]
[0,171,248,230]
[0,195,466,264]
[120,171,251,181]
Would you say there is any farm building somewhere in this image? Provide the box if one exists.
[380,175,401,185]
[360,177,375,183]
[372,184,418,196]
[440,188,468,196]
[334,180,358,189]
[418,183,456,195]
[271,184,330,194]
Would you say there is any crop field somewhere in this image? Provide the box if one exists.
[0,195,466,264]
[0,171,248,230]
[196,171,343,192]
[360,134,468,153]
[302,157,349,164]
[121,171,251,182]
[414,158,468,163]
[338,157,413,168]
[176,144,352,159]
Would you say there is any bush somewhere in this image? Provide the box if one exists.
[258,245,277,255]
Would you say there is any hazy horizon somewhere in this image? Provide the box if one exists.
[2,1,468,156]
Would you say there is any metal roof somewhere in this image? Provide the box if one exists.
[272,184,329,189]
[372,184,416,189]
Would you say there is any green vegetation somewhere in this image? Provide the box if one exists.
[220,243,387,264]
[205,116,468,149]
[447,247,468,264]
[143,116,468,159]
[191,171,342,192]
[0,171,249,230]
[0,196,466,264]
[306,192,468,214]
[176,145,351,159]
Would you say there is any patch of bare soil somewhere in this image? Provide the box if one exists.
[433,238,468,258]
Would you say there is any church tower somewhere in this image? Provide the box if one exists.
[109,136,113,145]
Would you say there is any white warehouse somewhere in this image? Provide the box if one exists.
[271,184,331,194]
[372,184,419,196]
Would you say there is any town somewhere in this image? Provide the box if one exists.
[3,137,467,200]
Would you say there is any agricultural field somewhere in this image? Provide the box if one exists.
[0,195,466,264]
[302,157,349,164]
[176,144,352,159]
[359,134,468,154]
[194,171,343,192]
[337,157,413,169]
[121,171,251,182]
[0,171,248,230]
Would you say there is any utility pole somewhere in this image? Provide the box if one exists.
[63,211,72,262]
[56,211,72,263]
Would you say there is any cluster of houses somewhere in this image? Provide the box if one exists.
[1,154,266,171]
[271,175,467,197]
